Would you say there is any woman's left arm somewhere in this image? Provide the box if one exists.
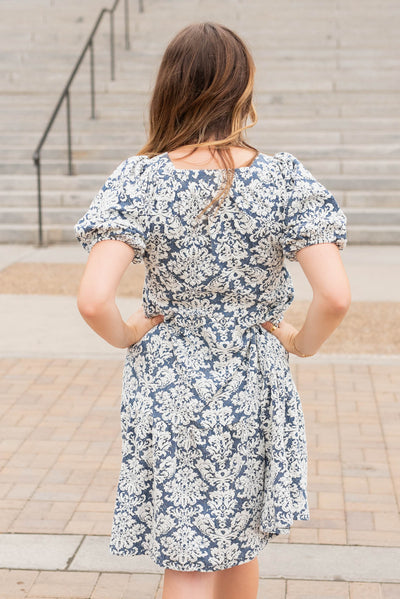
[77,239,163,348]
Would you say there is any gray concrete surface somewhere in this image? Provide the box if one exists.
[287,244,400,302]
[0,294,134,359]
[1,0,400,241]
[1,243,400,301]
[0,534,82,571]
[1,533,399,584]
[1,243,399,359]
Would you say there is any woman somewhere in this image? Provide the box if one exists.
[74,22,351,599]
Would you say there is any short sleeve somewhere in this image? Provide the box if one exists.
[277,152,347,262]
[74,156,148,264]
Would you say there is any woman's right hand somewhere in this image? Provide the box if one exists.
[261,319,314,357]
[125,305,164,347]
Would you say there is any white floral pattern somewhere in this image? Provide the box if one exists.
[74,151,347,572]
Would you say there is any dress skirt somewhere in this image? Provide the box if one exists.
[109,318,310,572]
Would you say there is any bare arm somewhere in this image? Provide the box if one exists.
[263,242,351,356]
[77,239,163,348]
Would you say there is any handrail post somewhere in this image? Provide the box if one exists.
[66,89,73,175]
[32,0,142,246]
[34,155,44,247]
[89,39,95,118]
[124,0,130,50]
[110,10,115,81]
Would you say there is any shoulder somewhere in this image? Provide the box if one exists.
[94,156,156,209]
[269,152,323,195]
[253,151,301,181]
[269,151,301,179]
[114,154,155,180]
[104,155,163,199]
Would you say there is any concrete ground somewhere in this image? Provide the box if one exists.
[0,242,399,599]
[0,243,399,358]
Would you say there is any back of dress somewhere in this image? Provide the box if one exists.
[74,150,347,572]
[75,150,346,345]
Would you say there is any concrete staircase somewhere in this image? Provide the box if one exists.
[1,0,400,244]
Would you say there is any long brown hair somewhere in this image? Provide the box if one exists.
[138,22,258,218]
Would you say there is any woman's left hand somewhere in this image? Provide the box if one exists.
[261,318,303,356]
[125,305,164,346]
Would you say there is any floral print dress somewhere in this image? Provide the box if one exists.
[74,151,347,572]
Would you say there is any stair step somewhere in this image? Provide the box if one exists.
[1,206,400,228]
[1,190,399,210]
[345,208,400,225]
[3,145,400,161]
[0,190,93,207]
[320,176,400,191]
[344,191,400,208]
[0,224,78,244]
[0,161,132,176]
[0,175,106,191]
[3,157,400,177]
[1,224,400,246]
[0,207,85,225]
[2,91,400,109]
[3,116,400,133]
[2,0,400,243]
[4,165,400,192]
[346,226,400,244]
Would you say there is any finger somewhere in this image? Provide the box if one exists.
[150,314,164,324]
[262,321,279,334]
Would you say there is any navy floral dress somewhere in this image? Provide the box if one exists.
[74,151,347,572]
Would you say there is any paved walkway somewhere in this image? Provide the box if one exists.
[0,243,400,598]
[2,0,400,594]
[1,356,400,598]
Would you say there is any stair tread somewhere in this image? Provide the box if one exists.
[1,0,400,242]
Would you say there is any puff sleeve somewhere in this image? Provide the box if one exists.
[277,152,347,262]
[74,156,148,264]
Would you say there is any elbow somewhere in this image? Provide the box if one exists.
[330,294,351,315]
[315,287,352,316]
[77,295,108,319]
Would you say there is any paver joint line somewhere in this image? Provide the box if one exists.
[65,534,86,571]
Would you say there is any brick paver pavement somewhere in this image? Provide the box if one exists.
[1,356,399,598]
[1,258,399,599]
[1,251,398,598]
[1,358,399,545]
[0,569,399,598]
[2,0,400,593]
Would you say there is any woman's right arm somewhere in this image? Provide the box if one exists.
[264,242,351,357]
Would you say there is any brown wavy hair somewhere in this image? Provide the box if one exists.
[138,22,258,219]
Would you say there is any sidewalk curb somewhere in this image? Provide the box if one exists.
[1,534,399,583]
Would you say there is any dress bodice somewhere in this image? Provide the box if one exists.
[74,150,347,353]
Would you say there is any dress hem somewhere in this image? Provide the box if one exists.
[109,535,271,572]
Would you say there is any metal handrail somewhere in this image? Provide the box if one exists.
[32,0,144,246]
